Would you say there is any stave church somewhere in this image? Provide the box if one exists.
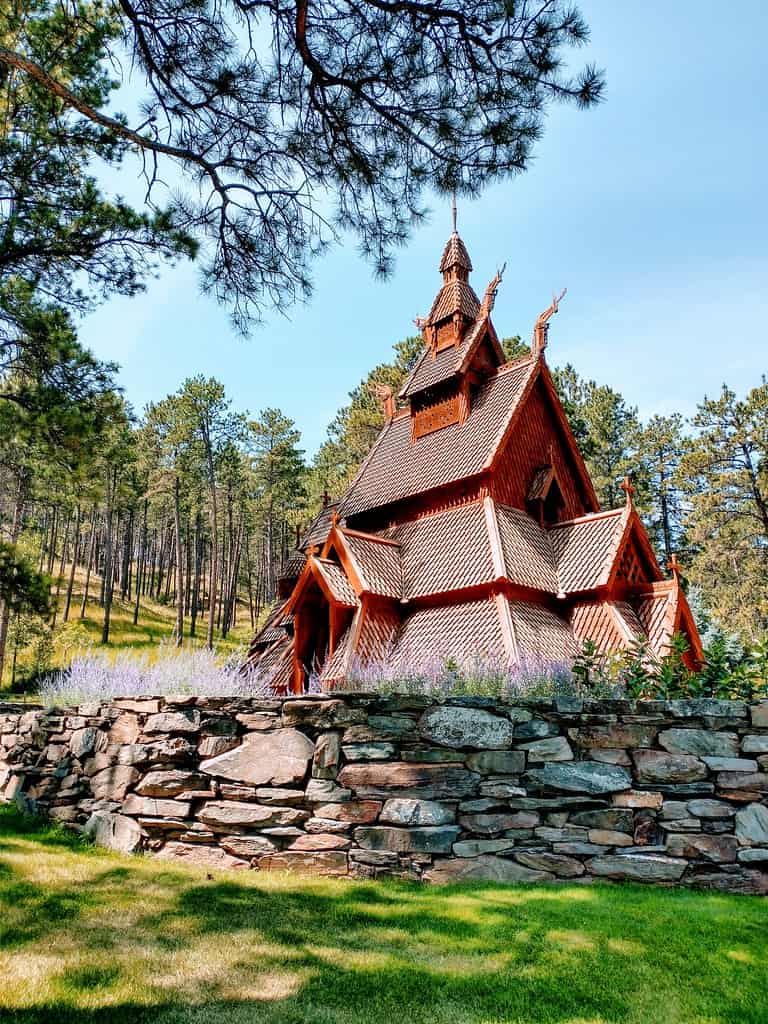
[247,217,702,692]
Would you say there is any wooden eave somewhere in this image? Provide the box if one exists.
[320,527,368,596]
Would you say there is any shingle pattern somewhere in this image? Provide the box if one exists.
[495,504,558,591]
[438,232,472,273]
[426,280,480,325]
[319,627,352,683]
[399,320,486,398]
[300,503,338,551]
[549,509,626,593]
[279,549,306,580]
[253,636,293,689]
[339,360,537,517]
[388,502,493,598]
[391,598,504,667]
[342,532,402,597]
[613,600,645,641]
[355,605,400,664]
[636,589,675,651]
[569,602,626,653]
[509,601,577,663]
[314,558,358,606]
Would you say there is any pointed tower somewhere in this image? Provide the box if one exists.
[420,223,480,353]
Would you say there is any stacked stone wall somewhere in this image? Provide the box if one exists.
[1,694,767,893]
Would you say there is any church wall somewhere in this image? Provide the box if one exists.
[3,695,766,893]
[490,378,591,520]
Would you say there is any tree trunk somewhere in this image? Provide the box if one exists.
[0,472,28,682]
[62,505,82,623]
[79,508,97,619]
[191,513,202,638]
[101,471,117,644]
[205,449,219,651]
[133,500,148,626]
[173,475,184,646]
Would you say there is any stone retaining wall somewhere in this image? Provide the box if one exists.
[2,694,767,893]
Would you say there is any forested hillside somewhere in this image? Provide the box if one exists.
[1,326,766,689]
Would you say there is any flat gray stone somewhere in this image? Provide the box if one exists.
[735,804,768,846]
[70,727,105,760]
[196,801,306,829]
[453,839,516,857]
[220,835,277,858]
[588,853,687,881]
[665,833,738,863]
[570,723,657,749]
[341,742,397,761]
[135,770,207,797]
[702,756,757,772]
[750,703,768,727]
[717,772,768,791]
[687,799,736,819]
[379,798,455,826]
[85,811,143,854]
[633,750,707,784]
[200,728,314,786]
[460,812,538,834]
[143,710,201,734]
[526,761,631,795]
[89,765,139,801]
[305,779,351,803]
[424,855,553,884]
[514,719,560,740]
[738,848,768,863]
[122,794,192,817]
[742,735,768,754]
[466,751,525,775]
[258,850,349,875]
[518,736,573,762]
[570,808,633,831]
[157,842,248,870]
[338,762,480,800]
[669,699,746,718]
[658,729,738,757]
[418,706,515,749]
[354,825,460,854]
[514,851,585,877]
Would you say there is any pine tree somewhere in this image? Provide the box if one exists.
[680,382,768,639]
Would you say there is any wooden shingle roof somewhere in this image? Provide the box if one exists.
[549,508,627,593]
[339,359,537,517]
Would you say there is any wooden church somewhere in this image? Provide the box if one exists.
[247,221,703,692]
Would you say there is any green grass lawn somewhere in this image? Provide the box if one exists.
[1,806,767,1023]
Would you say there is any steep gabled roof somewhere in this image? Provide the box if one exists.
[439,232,472,273]
[389,501,494,599]
[508,600,578,663]
[391,597,505,668]
[339,358,538,517]
[549,508,628,593]
[334,529,402,598]
[494,504,558,592]
[314,558,358,607]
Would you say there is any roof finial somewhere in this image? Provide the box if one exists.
[620,475,635,506]
[451,192,457,234]
[481,263,506,316]
[667,552,681,582]
[531,288,567,356]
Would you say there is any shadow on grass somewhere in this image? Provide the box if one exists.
[1,805,767,1024]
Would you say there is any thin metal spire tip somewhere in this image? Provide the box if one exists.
[451,193,457,233]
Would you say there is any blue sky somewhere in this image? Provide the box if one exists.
[79,1,767,456]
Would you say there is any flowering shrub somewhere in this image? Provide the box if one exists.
[38,646,274,707]
[335,649,588,699]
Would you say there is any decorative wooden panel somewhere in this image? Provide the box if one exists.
[490,378,588,520]
[412,394,461,439]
